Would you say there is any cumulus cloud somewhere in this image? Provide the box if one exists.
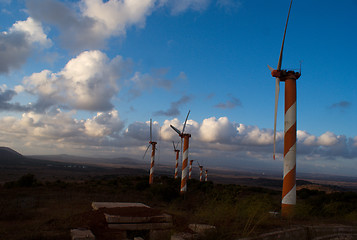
[10,17,52,47]
[22,50,129,112]
[199,117,236,142]
[154,95,192,117]
[0,109,124,151]
[0,17,50,73]
[27,0,155,51]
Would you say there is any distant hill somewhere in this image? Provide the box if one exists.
[28,154,144,166]
[0,147,25,165]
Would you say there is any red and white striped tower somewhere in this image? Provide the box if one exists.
[174,149,180,179]
[149,141,157,185]
[205,169,208,182]
[281,71,299,217]
[268,0,300,217]
[180,134,191,193]
[189,160,194,180]
[199,166,203,182]
[170,110,191,194]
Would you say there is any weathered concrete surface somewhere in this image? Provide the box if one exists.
[71,228,95,240]
[188,224,216,235]
[91,202,149,210]
[108,222,173,230]
[237,225,357,240]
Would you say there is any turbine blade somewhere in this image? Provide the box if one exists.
[277,0,293,71]
[268,65,275,72]
[172,141,176,150]
[150,118,152,142]
[143,144,151,159]
[273,77,280,160]
[170,125,182,136]
[182,110,191,134]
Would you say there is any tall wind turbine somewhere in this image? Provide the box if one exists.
[172,141,180,179]
[197,161,203,182]
[143,119,157,185]
[268,0,301,217]
[170,110,191,193]
[205,169,208,182]
[189,160,194,180]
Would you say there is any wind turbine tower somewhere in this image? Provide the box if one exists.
[189,160,194,180]
[143,119,157,185]
[197,161,203,182]
[268,0,301,217]
[205,169,208,182]
[172,142,180,179]
[170,110,191,193]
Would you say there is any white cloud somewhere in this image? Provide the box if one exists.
[80,0,155,36]
[0,16,51,73]
[23,50,129,111]
[199,117,236,142]
[317,131,339,146]
[10,17,52,47]
[84,110,123,137]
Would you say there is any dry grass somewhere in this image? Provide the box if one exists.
[1,175,357,240]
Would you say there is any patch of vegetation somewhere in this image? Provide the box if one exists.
[0,174,357,240]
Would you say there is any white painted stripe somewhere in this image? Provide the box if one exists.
[284,102,296,133]
[283,143,296,177]
[282,185,296,205]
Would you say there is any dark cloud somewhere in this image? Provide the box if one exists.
[0,31,31,73]
[26,0,100,52]
[0,89,31,112]
[154,95,192,117]
[214,95,242,109]
[328,101,351,109]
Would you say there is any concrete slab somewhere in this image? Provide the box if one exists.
[71,228,95,240]
[108,222,173,230]
[92,202,149,210]
[105,213,172,224]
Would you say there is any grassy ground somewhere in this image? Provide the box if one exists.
[1,174,357,240]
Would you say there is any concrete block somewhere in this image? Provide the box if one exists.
[71,228,95,240]
[92,202,149,210]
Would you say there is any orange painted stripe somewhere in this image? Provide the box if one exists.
[284,122,296,156]
[285,79,296,112]
[282,165,296,198]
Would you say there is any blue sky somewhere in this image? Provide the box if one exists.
[0,0,356,176]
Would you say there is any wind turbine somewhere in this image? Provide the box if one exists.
[189,160,194,180]
[143,119,157,185]
[205,169,208,182]
[196,161,203,182]
[268,0,301,217]
[172,141,180,179]
[170,110,191,193]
